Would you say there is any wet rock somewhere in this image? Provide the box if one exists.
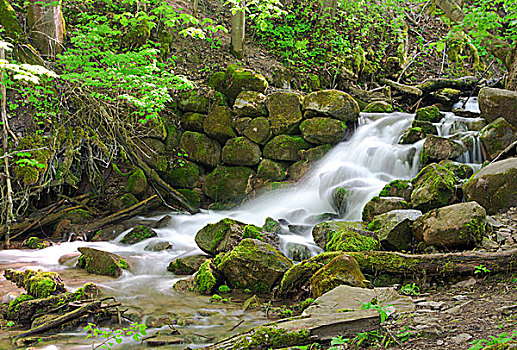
[109,193,139,212]
[411,163,457,212]
[168,254,209,275]
[399,127,426,144]
[266,92,304,135]
[263,135,310,161]
[379,179,413,201]
[262,217,283,235]
[331,187,351,215]
[177,188,202,208]
[120,225,157,245]
[177,90,210,113]
[126,168,147,197]
[362,196,410,222]
[288,161,311,181]
[363,101,393,113]
[439,160,474,179]
[217,239,293,292]
[233,91,267,117]
[420,135,466,167]
[299,144,332,162]
[91,224,126,241]
[367,209,422,251]
[257,159,287,181]
[77,247,128,277]
[162,160,200,188]
[412,202,487,248]
[303,90,360,123]
[285,242,312,262]
[4,269,65,299]
[203,106,236,144]
[23,237,50,249]
[242,295,261,310]
[463,158,517,215]
[180,131,221,167]
[194,260,220,294]
[146,333,184,346]
[431,88,461,110]
[243,116,271,145]
[222,137,261,166]
[415,106,441,123]
[479,87,517,128]
[310,255,366,298]
[180,112,206,132]
[312,221,380,252]
[412,120,438,135]
[479,117,517,160]
[144,241,173,251]
[299,117,347,145]
[202,166,254,202]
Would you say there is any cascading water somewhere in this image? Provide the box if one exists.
[0,105,486,349]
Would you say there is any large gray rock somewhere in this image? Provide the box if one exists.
[266,92,304,135]
[367,210,422,251]
[412,202,487,248]
[203,106,236,143]
[167,254,209,275]
[463,158,517,215]
[263,135,310,161]
[479,117,517,161]
[233,90,267,117]
[299,117,347,144]
[303,90,360,123]
[362,196,410,222]
[221,137,261,166]
[180,131,221,167]
[202,166,254,202]
[420,135,467,167]
[479,87,517,128]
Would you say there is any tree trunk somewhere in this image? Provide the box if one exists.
[320,0,338,23]
[506,45,517,91]
[27,0,66,58]
[230,8,245,59]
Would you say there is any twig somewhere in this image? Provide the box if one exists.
[228,320,245,332]
[461,59,495,109]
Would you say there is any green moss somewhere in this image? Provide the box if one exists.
[243,225,262,240]
[346,251,419,275]
[460,217,486,243]
[209,71,227,91]
[120,225,155,244]
[194,260,217,294]
[25,237,46,249]
[177,188,201,208]
[203,166,254,203]
[63,208,93,224]
[234,326,310,349]
[7,293,34,318]
[126,168,147,196]
[163,160,199,188]
[415,106,441,123]
[326,226,381,252]
[118,258,128,270]
[13,135,52,186]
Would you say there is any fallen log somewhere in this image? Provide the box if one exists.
[379,78,422,97]
[416,76,477,94]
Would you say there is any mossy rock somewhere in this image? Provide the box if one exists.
[233,91,267,117]
[331,187,351,216]
[310,255,366,298]
[202,166,254,202]
[194,260,220,294]
[13,135,52,186]
[412,202,486,248]
[463,158,517,215]
[262,217,283,235]
[232,117,253,135]
[0,0,23,40]
[299,117,347,145]
[162,159,200,188]
[134,138,167,172]
[222,137,261,166]
[367,209,422,251]
[439,160,474,179]
[120,225,157,245]
[168,254,209,275]
[302,90,360,123]
[257,159,287,182]
[288,161,311,181]
[266,92,304,135]
[23,237,50,249]
[77,247,128,277]
[420,135,467,167]
[362,196,411,222]
[126,168,148,197]
[399,127,426,144]
[415,106,441,123]
[177,188,201,208]
[363,101,393,113]
[312,221,380,252]
[299,144,332,162]
[263,135,310,162]
[431,88,461,110]
[208,71,227,92]
[411,163,457,213]
[63,209,93,225]
[223,66,269,105]
[412,120,438,135]
[109,193,139,212]
[180,131,221,167]
[479,117,517,161]
[379,179,413,201]
[203,106,236,144]
[217,239,293,292]
[4,269,66,299]
[177,90,210,113]
[180,112,206,132]
[478,87,517,128]
[243,117,271,145]
[285,242,311,262]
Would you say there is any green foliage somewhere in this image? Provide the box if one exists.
[84,323,147,350]
[361,301,392,323]
[400,283,420,296]
[468,330,517,350]
[474,264,491,275]
[218,284,231,293]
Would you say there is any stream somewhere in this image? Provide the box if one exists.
[0,104,485,349]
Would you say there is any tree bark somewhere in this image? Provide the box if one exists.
[230,8,245,59]
[27,0,66,58]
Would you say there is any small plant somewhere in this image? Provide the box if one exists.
[84,323,147,350]
[474,264,491,275]
[328,335,348,349]
[6,321,14,327]
[218,285,230,293]
[361,301,394,323]
[468,330,517,350]
[400,283,420,296]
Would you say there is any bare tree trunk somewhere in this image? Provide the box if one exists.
[27,0,66,58]
[506,46,517,91]
[320,0,338,23]
[230,7,245,59]
[193,0,199,17]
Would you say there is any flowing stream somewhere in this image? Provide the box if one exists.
[0,106,484,349]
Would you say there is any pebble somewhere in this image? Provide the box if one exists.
[437,340,444,346]
[451,333,472,343]
[417,301,446,310]
[453,277,477,288]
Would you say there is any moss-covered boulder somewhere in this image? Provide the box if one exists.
[299,117,347,145]
[399,127,426,144]
[77,247,128,277]
[243,117,271,145]
[126,168,147,197]
[299,144,332,162]
[195,218,278,256]
[202,166,254,202]
[478,87,517,128]
[217,239,293,292]
[180,131,221,167]
[23,237,50,249]
[120,225,157,245]
[412,202,486,248]
[379,179,413,201]
[4,269,66,299]
[109,193,139,212]
[209,71,227,91]
[168,254,209,275]
[363,101,393,113]
[367,209,422,251]
[288,161,311,181]
[439,160,474,179]
[0,0,23,40]
[233,91,267,117]
[194,260,220,294]
[257,159,287,181]
[222,137,261,166]
[415,106,441,123]
[463,158,517,215]
[479,117,517,161]
[162,159,200,188]
[420,135,466,167]
[302,90,360,123]
[411,163,457,212]
[63,208,93,225]
[177,90,210,113]
[331,187,351,215]
[412,120,438,135]
[203,106,236,143]
[223,66,268,105]
[165,123,182,150]
[362,196,411,222]
[266,92,304,135]
[180,112,206,132]
[263,135,310,161]
[285,242,312,262]
[310,255,366,298]
[177,188,202,208]
[312,221,380,252]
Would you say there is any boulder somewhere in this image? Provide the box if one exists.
[415,106,441,123]
[310,255,366,298]
[233,91,267,117]
[420,135,466,167]
[285,242,312,262]
[203,106,236,143]
[126,169,147,197]
[194,260,220,294]
[412,202,487,248]
[299,118,347,145]
[312,221,380,252]
[257,159,287,181]
[362,101,393,113]
[120,225,157,245]
[4,269,65,299]
[165,123,182,150]
[367,210,422,251]
[263,135,310,161]
[266,92,304,135]
[217,239,293,292]
[331,187,351,215]
[439,160,474,179]
[109,193,138,212]
[162,159,200,188]
[479,117,517,160]
[362,196,411,222]
[77,247,128,277]
[177,90,210,113]
[202,166,254,202]
[177,188,201,208]
[379,179,413,201]
[243,117,271,145]
[299,144,332,162]
[463,158,517,215]
[478,87,517,128]
[411,163,458,212]
[232,117,252,135]
[412,120,438,135]
[222,137,261,166]
[180,131,221,167]
[399,127,426,144]
[302,90,360,123]
[180,112,206,132]
[223,66,269,104]
[288,161,311,181]
[431,88,461,110]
